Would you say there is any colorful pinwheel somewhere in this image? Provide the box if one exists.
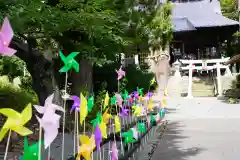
[80,93,88,125]
[104,92,110,109]
[91,112,102,128]
[119,105,129,117]
[87,96,94,112]
[115,93,123,106]
[94,124,102,151]
[122,130,136,144]
[99,121,107,139]
[76,135,96,160]
[110,95,117,105]
[137,87,144,96]
[34,94,64,149]
[71,95,80,112]
[137,122,146,133]
[0,103,32,142]
[0,17,16,56]
[59,51,79,72]
[102,108,112,124]
[111,141,118,160]
[116,66,125,80]
[19,137,43,160]
[114,116,121,133]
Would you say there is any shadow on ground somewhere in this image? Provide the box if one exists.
[152,121,206,160]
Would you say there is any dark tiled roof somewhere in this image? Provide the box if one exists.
[172,0,239,32]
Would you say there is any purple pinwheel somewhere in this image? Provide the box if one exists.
[119,105,129,117]
[145,92,153,100]
[142,106,147,115]
[131,91,139,100]
[71,95,80,112]
[94,124,102,151]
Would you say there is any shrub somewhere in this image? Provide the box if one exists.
[0,76,38,111]
[93,63,156,95]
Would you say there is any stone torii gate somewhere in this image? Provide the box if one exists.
[179,58,232,98]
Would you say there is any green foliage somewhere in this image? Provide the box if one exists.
[124,65,156,92]
[0,56,25,81]
[0,0,172,63]
[93,63,156,95]
[220,0,238,21]
[0,76,38,111]
[148,2,173,50]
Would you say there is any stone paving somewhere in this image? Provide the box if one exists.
[151,97,240,160]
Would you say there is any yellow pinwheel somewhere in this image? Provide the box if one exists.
[147,99,153,111]
[76,135,96,160]
[132,105,142,117]
[114,116,121,133]
[99,121,107,139]
[150,77,156,86]
[103,92,110,109]
[80,93,88,125]
[161,98,167,108]
[0,103,33,142]
[164,88,168,96]
[102,108,112,124]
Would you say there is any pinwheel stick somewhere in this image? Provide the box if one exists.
[3,129,12,160]
[38,127,42,160]
[62,72,68,160]
[73,111,77,156]
[76,112,79,153]
[115,104,124,155]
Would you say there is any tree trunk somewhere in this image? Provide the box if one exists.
[70,58,93,96]
[10,38,62,106]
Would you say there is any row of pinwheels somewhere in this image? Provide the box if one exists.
[71,88,167,160]
[0,16,167,160]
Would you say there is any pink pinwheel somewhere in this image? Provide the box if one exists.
[34,94,64,149]
[71,95,80,112]
[94,124,102,151]
[116,66,125,80]
[126,97,133,106]
[111,141,118,160]
[0,17,16,56]
[115,93,123,106]
[119,105,129,117]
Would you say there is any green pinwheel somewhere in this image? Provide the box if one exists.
[137,87,144,96]
[137,122,146,133]
[159,108,165,118]
[20,137,43,160]
[59,51,80,72]
[110,95,116,105]
[90,112,102,128]
[122,130,136,144]
[150,112,156,126]
[121,89,130,104]
[87,96,94,112]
